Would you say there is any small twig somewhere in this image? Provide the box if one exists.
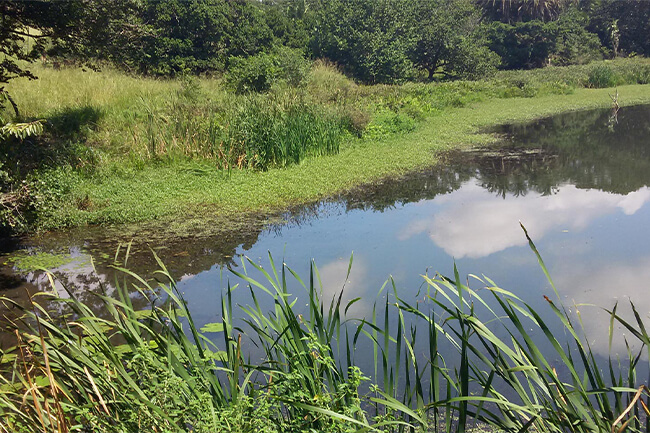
[609,88,620,110]
[611,385,650,433]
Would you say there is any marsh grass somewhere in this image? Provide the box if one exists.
[3,58,650,234]
[493,57,650,91]
[2,235,650,432]
[8,58,650,165]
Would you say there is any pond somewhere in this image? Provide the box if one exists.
[2,104,650,366]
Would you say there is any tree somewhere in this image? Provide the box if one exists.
[261,0,310,50]
[488,20,558,68]
[0,1,70,113]
[0,0,151,110]
[487,5,602,69]
[99,0,274,76]
[0,0,278,86]
[479,0,577,23]
[48,0,153,73]
[1,1,64,85]
[587,0,650,57]
[410,0,499,80]
[308,0,416,84]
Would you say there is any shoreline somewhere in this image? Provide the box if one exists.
[51,85,650,238]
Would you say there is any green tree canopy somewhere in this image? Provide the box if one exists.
[308,0,498,83]
[308,0,416,84]
[410,0,499,79]
[112,0,274,76]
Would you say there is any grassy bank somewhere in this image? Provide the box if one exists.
[2,242,650,432]
[2,59,650,235]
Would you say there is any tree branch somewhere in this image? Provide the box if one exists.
[10,29,53,39]
[0,87,20,118]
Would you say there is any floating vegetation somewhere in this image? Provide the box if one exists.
[3,249,88,274]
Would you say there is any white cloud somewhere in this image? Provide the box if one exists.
[317,256,375,317]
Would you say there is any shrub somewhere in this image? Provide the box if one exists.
[621,60,650,84]
[339,105,371,137]
[225,47,310,94]
[306,60,358,103]
[587,64,619,88]
[226,54,279,94]
[364,108,417,140]
[227,97,341,169]
[271,46,311,87]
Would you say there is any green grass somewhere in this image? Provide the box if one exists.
[2,238,650,432]
[3,58,650,235]
[40,84,650,234]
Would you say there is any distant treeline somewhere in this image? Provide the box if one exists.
[2,0,650,87]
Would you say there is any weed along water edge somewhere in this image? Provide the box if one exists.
[4,105,650,431]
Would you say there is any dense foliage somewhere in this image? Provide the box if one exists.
[2,0,650,236]
[2,0,650,88]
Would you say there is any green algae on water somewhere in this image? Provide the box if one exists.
[4,249,89,273]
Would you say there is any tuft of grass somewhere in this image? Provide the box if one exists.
[587,64,620,88]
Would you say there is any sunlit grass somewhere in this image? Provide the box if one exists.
[3,59,650,234]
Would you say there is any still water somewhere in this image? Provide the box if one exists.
[2,104,650,361]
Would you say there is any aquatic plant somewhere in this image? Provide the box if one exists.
[2,236,650,433]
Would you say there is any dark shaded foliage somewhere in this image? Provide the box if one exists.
[488,8,602,69]
[587,0,650,57]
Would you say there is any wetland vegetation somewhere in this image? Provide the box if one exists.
[3,0,650,237]
[2,59,650,237]
[3,243,650,433]
[3,1,650,432]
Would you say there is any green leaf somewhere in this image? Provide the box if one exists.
[200,322,224,333]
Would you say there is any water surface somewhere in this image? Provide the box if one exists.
[3,104,650,361]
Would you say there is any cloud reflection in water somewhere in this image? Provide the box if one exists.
[399,182,650,259]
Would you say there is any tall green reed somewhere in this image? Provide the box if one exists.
[2,234,650,432]
[0,251,254,433]
[137,88,342,170]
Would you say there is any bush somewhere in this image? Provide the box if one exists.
[587,64,619,88]
[272,46,311,87]
[225,47,310,94]
[621,61,650,85]
[338,105,371,137]
[364,108,417,140]
[305,60,358,103]
[227,97,341,169]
